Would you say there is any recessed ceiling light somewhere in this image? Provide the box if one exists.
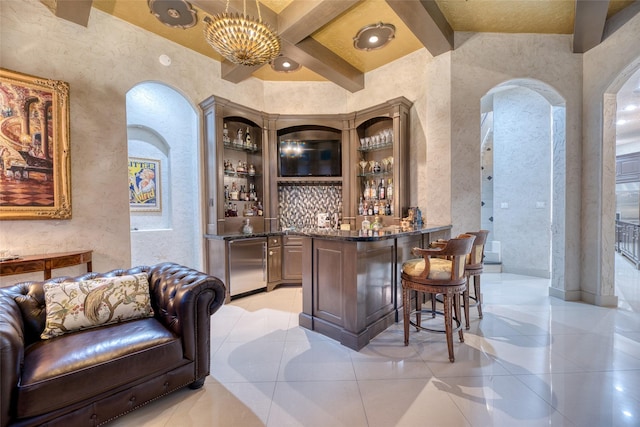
[271,55,300,73]
[624,104,637,111]
[353,22,395,51]
[617,119,628,125]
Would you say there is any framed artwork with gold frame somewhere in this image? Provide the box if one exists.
[0,68,71,219]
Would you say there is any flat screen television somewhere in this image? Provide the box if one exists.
[279,139,342,177]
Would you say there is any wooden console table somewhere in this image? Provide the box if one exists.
[0,250,92,280]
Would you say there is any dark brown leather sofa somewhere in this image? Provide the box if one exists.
[0,262,225,426]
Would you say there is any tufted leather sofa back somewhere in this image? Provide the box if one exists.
[9,266,152,346]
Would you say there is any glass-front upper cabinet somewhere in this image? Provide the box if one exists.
[200,96,269,235]
[352,97,412,230]
[222,117,264,220]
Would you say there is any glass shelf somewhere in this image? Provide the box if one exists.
[357,171,393,178]
[357,141,393,152]
[223,141,260,153]
[224,171,261,178]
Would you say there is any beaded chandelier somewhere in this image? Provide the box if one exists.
[203,0,281,67]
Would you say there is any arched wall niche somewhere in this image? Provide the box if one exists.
[126,81,202,270]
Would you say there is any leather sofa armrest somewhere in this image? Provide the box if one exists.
[147,262,226,381]
[0,286,26,427]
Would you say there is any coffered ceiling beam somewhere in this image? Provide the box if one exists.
[221,61,262,83]
[384,0,453,57]
[573,0,610,53]
[278,0,361,44]
[197,0,364,92]
[603,0,640,40]
[285,38,364,93]
[41,0,93,27]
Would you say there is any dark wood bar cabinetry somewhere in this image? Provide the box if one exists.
[300,225,451,350]
[200,96,271,236]
[201,95,439,328]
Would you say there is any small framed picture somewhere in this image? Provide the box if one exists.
[128,157,161,212]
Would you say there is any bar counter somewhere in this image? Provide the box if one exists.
[207,224,451,350]
[205,223,451,242]
[298,224,451,350]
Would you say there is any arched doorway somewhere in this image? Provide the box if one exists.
[481,79,566,285]
[605,59,640,308]
[126,82,202,269]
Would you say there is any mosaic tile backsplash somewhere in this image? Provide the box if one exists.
[278,184,343,229]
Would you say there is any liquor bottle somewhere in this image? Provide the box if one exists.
[361,216,371,231]
[373,201,379,215]
[364,181,371,201]
[229,182,239,200]
[387,179,393,200]
[245,127,251,148]
[385,201,391,216]
[367,202,373,216]
[223,122,230,145]
[378,179,385,200]
[371,180,377,200]
[358,197,364,215]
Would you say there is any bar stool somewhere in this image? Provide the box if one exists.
[401,234,475,362]
[463,230,489,329]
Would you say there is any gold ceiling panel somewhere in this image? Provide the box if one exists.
[435,0,576,34]
[92,0,223,61]
[310,0,424,73]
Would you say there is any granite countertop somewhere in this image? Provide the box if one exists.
[205,223,451,242]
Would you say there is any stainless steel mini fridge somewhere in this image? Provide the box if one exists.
[228,238,267,296]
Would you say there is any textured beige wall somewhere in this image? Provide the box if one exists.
[449,32,583,295]
[0,0,265,283]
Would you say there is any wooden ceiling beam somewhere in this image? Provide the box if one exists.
[285,39,364,93]
[196,0,365,92]
[41,0,93,27]
[384,0,453,57]
[573,0,610,53]
[220,61,263,83]
[278,0,360,44]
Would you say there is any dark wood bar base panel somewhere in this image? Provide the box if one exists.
[300,226,450,350]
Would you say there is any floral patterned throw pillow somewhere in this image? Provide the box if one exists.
[41,273,154,339]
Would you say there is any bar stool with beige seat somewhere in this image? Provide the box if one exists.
[401,234,475,362]
[463,230,490,329]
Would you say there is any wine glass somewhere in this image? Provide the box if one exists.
[381,157,390,172]
[368,160,376,173]
[359,160,368,175]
